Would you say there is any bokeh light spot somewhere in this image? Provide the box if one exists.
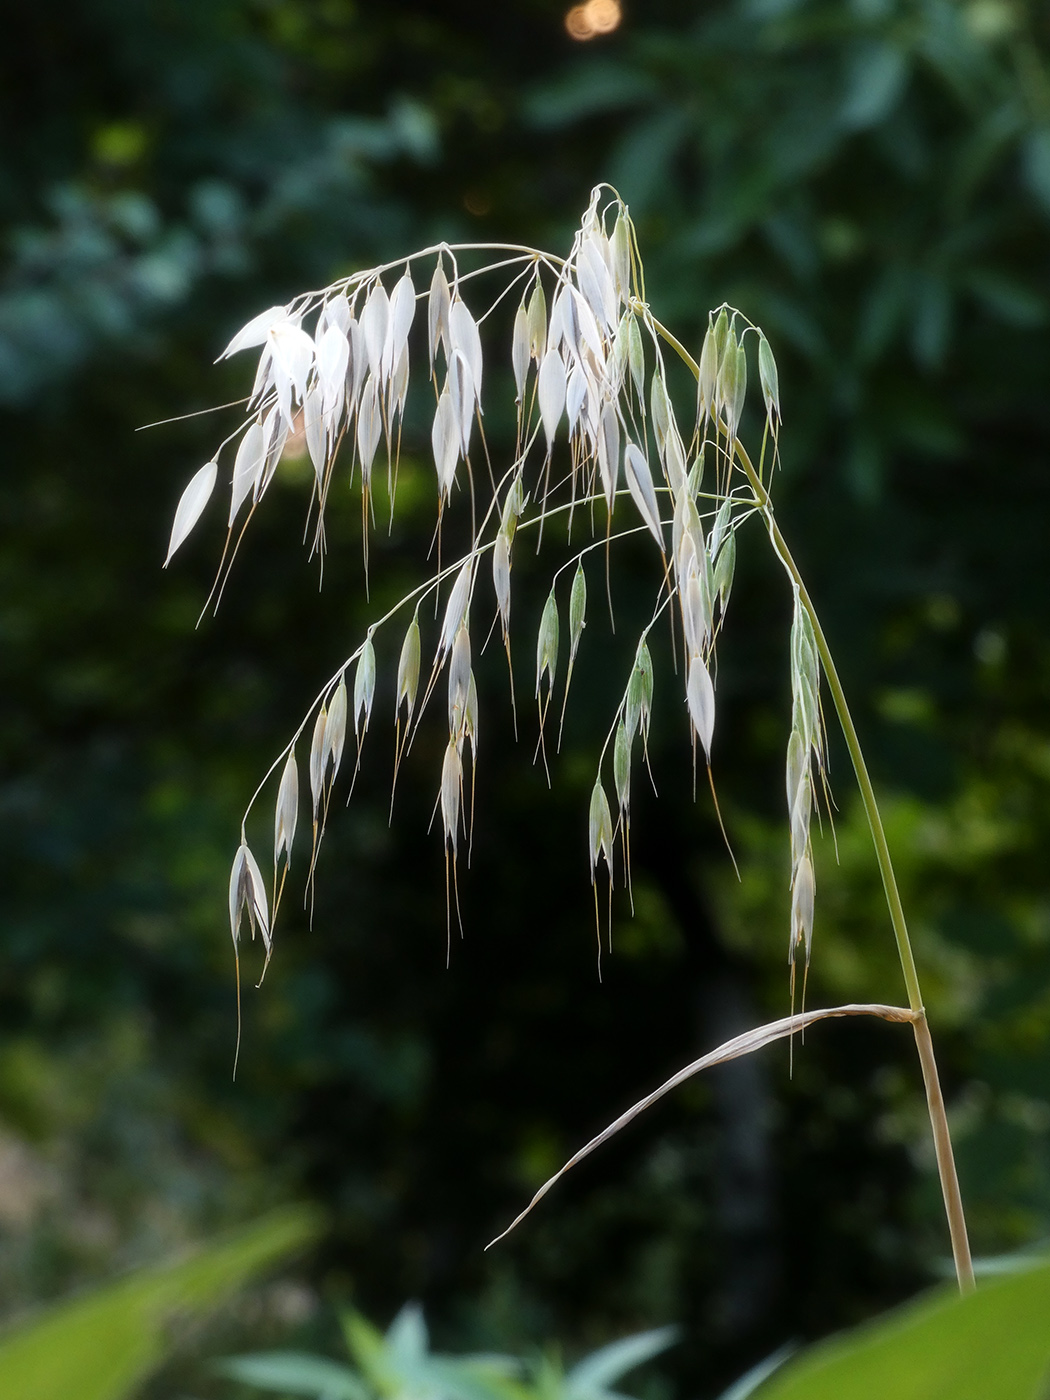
[565,0,622,42]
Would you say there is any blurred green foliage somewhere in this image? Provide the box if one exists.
[1,2,1050,1397]
[217,1302,675,1400]
[0,1207,318,1400]
[760,1255,1050,1398]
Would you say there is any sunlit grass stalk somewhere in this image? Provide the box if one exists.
[656,318,975,1293]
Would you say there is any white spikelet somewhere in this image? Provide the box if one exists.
[387,270,416,376]
[428,261,451,368]
[493,531,512,634]
[220,306,287,359]
[449,298,483,401]
[229,422,265,526]
[440,739,463,849]
[597,400,620,513]
[686,654,716,760]
[661,427,687,499]
[354,635,376,737]
[565,361,587,435]
[449,350,476,456]
[577,233,617,331]
[309,706,327,821]
[448,623,471,732]
[681,560,713,659]
[357,374,382,481]
[316,323,349,420]
[318,293,350,337]
[248,343,275,411]
[229,842,270,953]
[324,676,348,782]
[164,460,217,566]
[347,317,367,405]
[624,443,663,546]
[274,749,299,868]
[569,286,604,362]
[431,388,459,501]
[440,559,474,660]
[512,301,530,402]
[396,612,421,723]
[790,851,816,965]
[304,385,326,486]
[391,345,410,421]
[269,322,314,420]
[588,778,614,883]
[257,403,289,500]
[360,282,390,383]
[538,348,566,449]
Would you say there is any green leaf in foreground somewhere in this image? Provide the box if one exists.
[0,1205,321,1400]
[216,1350,368,1398]
[759,1257,1050,1400]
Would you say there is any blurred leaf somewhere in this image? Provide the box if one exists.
[216,1350,368,1399]
[0,1206,320,1400]
[759,1258,1050,1399]
[841,42,908,130]
[565,1326,678,1398]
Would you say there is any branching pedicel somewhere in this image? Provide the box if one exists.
[165,186,974,1290]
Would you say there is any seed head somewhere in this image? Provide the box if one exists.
[220,305,287,360]
[440,738,463,849]
[627,314,645,401]
[613,720,631,814]
[429,261,451,368]
[324,675,348,782]
[165,460,217,567]
[230,421,265,526]
[686,654,716,760]
[493,531,512,635]
[624,443,664,547]
[396,610,421,723]
[274,749,299,869]
[354,634,377,737]
[538,348,567,449]
[588,777,614,883]
[449,297,484,401]
[432,387,459,501]
[309,705,327,820]
[597,400,620,513]
[758,333,780,427]
[229,842,270,954]
[526,281,547,361]
[440,559,474,660]
[448,622,472,733]
[512,300,530,402]
[568,561,587,661]
[713,528,737,610]
[360,281,390,383]
[610,211,631,301]
[790,851,816,966]
[536,588,560,696]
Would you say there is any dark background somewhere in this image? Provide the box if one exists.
[2,2,1050,1396]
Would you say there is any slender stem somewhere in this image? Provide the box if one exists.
[651,317,974,1291]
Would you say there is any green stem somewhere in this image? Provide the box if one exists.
[653,318,974,1291]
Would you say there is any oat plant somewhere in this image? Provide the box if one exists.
[162,185,974,1291]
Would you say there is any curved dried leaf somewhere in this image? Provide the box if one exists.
[487,1003,916,1247]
